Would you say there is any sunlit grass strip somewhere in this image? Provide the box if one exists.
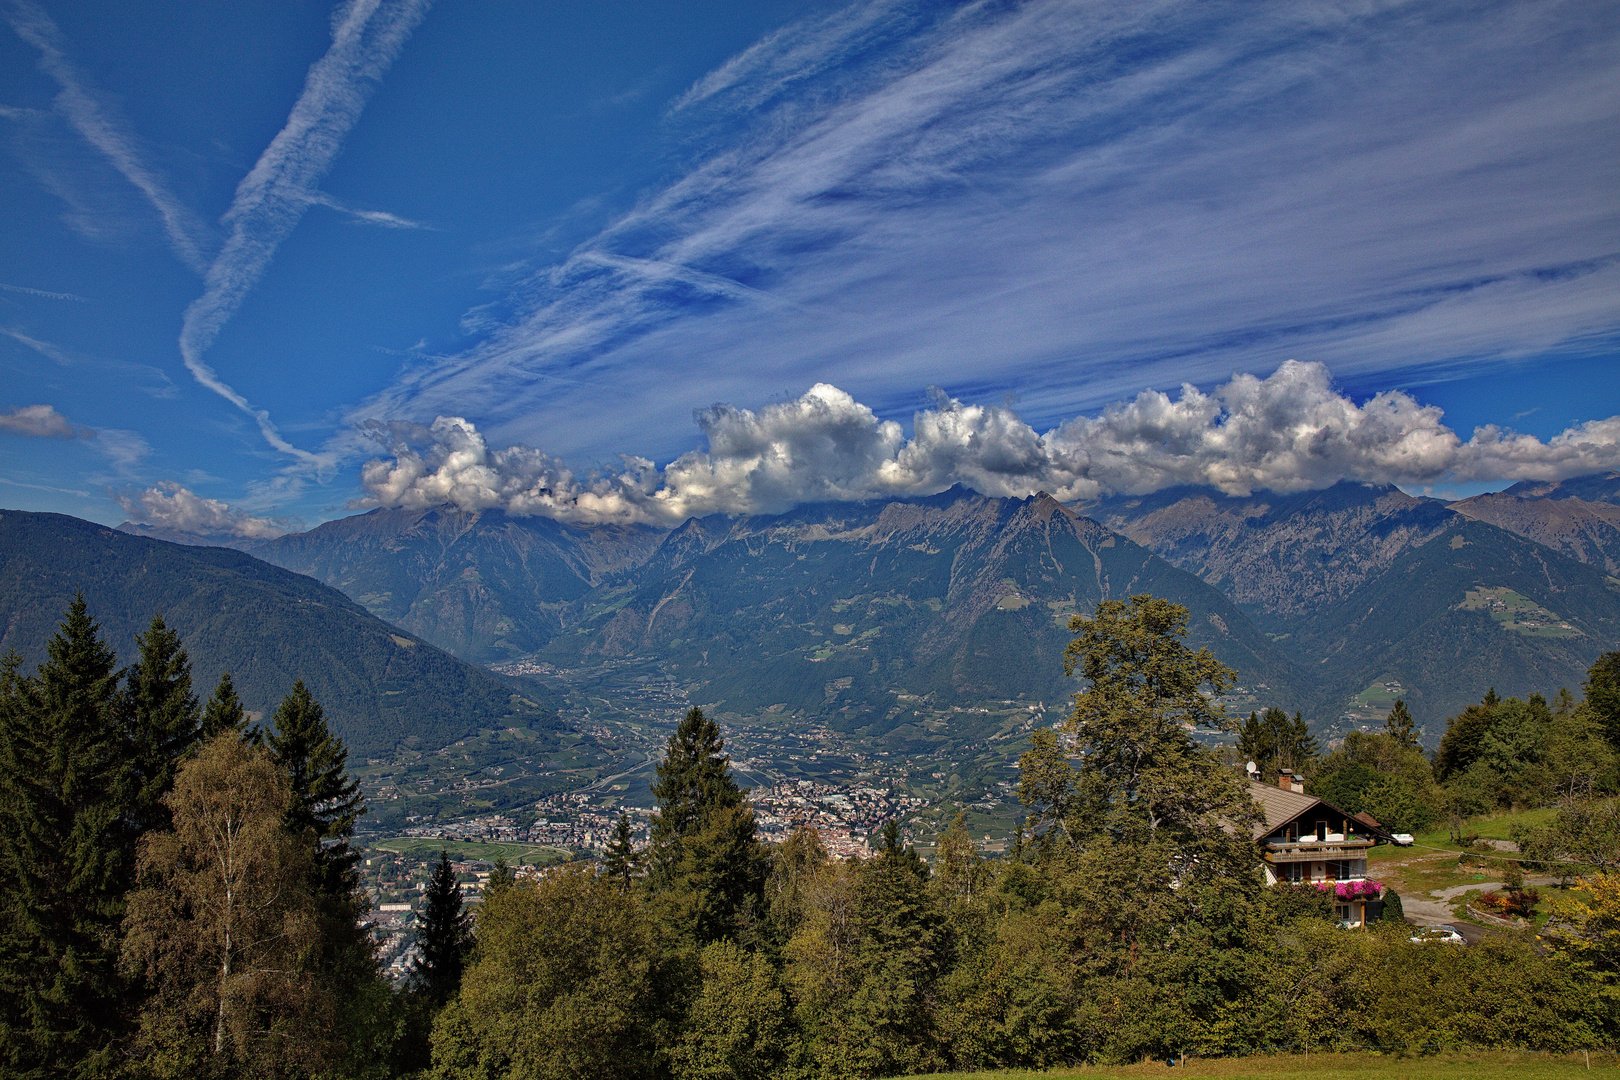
[901,1049,1618,1079]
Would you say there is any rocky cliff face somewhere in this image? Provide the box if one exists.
[1451,472,1620,573]
[1080,482,1456,620]
[252,506,667,663]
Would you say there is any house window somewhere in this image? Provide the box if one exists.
[1334,904,1353,924]
[1327,859,1360,880]
[1281,862,1306,883]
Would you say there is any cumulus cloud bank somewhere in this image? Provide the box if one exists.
[0,403,92,438]
[354,362,1620,526]
[115,482,285,540]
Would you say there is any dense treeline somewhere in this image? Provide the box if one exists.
[0,598,420,1078]
[4,595,1619,1078]
[429,598,1620,1078]
[1295,654,1620,852]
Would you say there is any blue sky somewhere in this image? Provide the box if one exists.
[2,0,1617,534]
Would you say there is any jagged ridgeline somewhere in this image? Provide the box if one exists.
[543,489,1297,730]
[0,510,561,756]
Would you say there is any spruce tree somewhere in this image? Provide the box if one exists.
[199,671,249,742]
[412,852,471,1003]
[0,598,136,1075]
[602,814,642,892]
[650,707,745,849]
[1384,699,1419,749]
[648,707,765,945]
[125,613,200,834]
[840,819,944,1076]
[486,854,515,901]
[262,681,376,1049]
[264,680,364,894]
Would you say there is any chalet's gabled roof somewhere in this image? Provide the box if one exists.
[1245,779,1394,842]
[1248,780,1320,839]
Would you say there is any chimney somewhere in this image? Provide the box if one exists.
[1277,774,1291,790]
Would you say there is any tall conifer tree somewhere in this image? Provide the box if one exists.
[0,598,135,1075]
[648,707,765,945]
[199,671,249,742]
[264,680,364,894]
[1384,699,1419,749]
[412,852,471,1003]
[602,813,641,892]
[262,681,376,1047]
[125,613,200,834]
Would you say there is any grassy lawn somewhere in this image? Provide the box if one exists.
[902,1050,1617,1079]
[368,836,570,865]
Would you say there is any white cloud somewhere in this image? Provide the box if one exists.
[354,362,1620,525]
[310,191,433,230]
[114,481,286,540]
[3,0,212,273]
[177,0,430,466]
[0,403,92,438]
[90,429,151,478]
[0,281,88,302]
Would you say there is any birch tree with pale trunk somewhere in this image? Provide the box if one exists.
[122,733,332,1077]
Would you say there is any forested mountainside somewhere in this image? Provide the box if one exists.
[0,510,559,756]
[540,489,1297,731]
[1286,515,1620,728]
[250,505,666,663]
[1452,471,1620,573]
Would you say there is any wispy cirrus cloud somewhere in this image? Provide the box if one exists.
[0,281,88,302]
[178,0,430,466]
[350,0,1620,469]
[3,0,213,273]
[0,325,73,364]
[310,191,433,230]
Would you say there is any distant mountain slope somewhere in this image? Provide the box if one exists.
[1451,472,1620,573]
[251,506,666,663]
[1081,482,1455,620]
[1286,514,1620,731]
[543,489,1298,741]
[1077,478,1620,735]
[0,510,558,757]
[117,520,262,551]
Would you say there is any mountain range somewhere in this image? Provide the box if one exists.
[0,467,1588,759]
[0,510,560,758]
[203,475,1618,743]
[1450,472,1620,574]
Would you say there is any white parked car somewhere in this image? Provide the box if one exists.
[1409,925,1466,945]
[1392,832,1415,845]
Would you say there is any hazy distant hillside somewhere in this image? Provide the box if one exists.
[0,510,560,756]
[252,505,666,663]
[542,488,1298,739]
[116,520,262,551]
[1082,481,1455,619]
[1451,471,1620,573]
